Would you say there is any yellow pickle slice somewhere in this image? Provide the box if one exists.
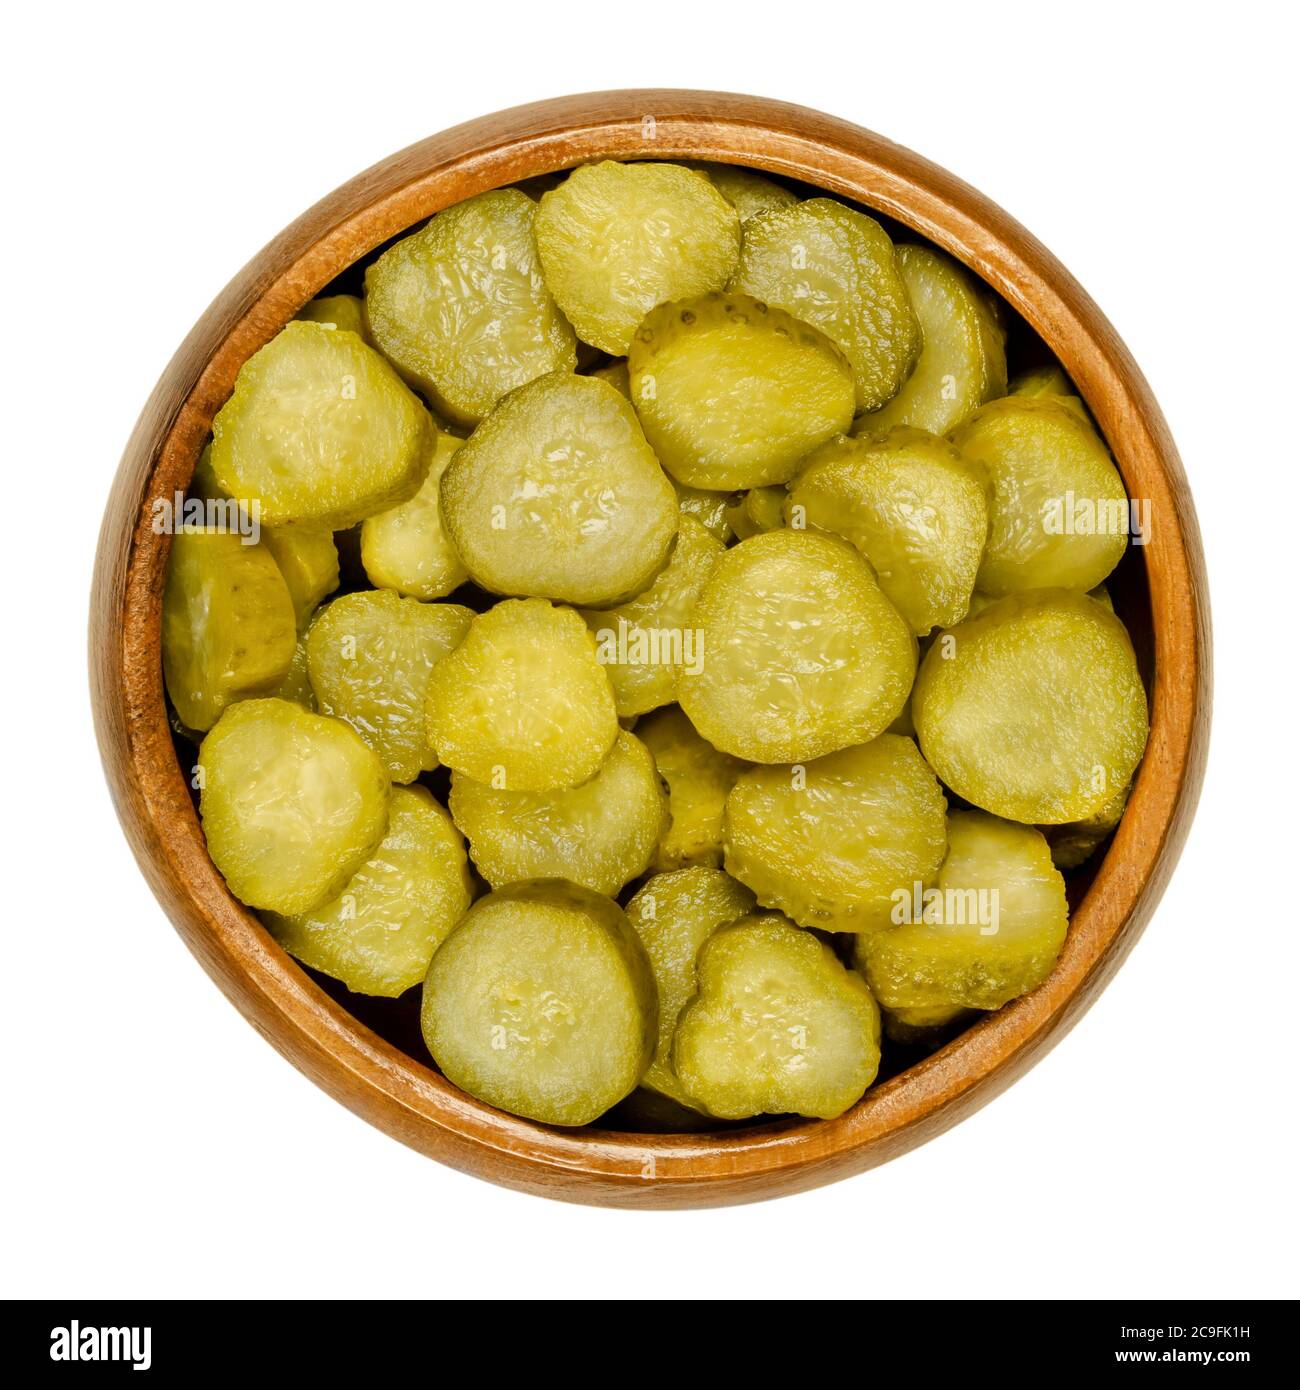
[210,321,432,527]
[857,810,1068,1011]
[628,292,855,489]
[198,698,390,915]
[672,480,736,542]
[671,912,881,1120]
[1009,363,1089,421]
[260,525,340,630]
[788,428,989,634]
[730,198,921,411]
[725,486,787,540]
[271,629,315,709]
[162,527,297,732]
[421,880,657,1126]
[625,867,757,1108]
[534,160,741,355]
[439,372,679,606]
[580,514,724,718]
[678,530,916,763]
[950,396,1129,595]
[364,188,577,425]
[360,425,469,600]
[1044,780,1130,870]
[294,293,369,339]
[880,1002,977,1046]
[587,359,631,398]
[855,245,1006,437]
[426,598,618,792]
[264,784,473,997]
[913,589,1149,823]
[307,590,473,783]
[724,734,948,933]
[449,730,667,895]
[688,162,799,223]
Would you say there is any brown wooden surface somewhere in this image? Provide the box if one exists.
[88,90,1212,1208]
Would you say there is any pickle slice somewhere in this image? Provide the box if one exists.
[307,590,473,783]
[855,245,1006,437]
[730,198,921,412]
[580,515,724,718]
[951,396,1128,595]
[295,294,368,339]
[628,292,855,489]
[880,1002,975,1046]
[672,913,880,1120]
[857,811,1068,1010]
[449,731,667,895]
[162,527,297,732]
[359,425,468,600]
[271,629,315,708]
[787,428,988,634]
[439,372,679,606]
[637,705,747,871]
[588,359,631,398]
[725,485,787,540]
[260,525,340,629]
[535,160,741,355]
[198,698,390,914]
[426,598,618,792]
[913,589,1149,823]
[421,880,656,1126]
[1009,363,1088,421]
[626,867,756,1107]
[210,321,432,527]
[673,481,735,542]
[264,785,473,997]
[1044,780,1130,870]
[725,734,947,934]
[364,189,577,426]
[689,163,799,223]
[679,530,916,763]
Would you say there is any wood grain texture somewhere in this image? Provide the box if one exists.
[89,90,1211,1208]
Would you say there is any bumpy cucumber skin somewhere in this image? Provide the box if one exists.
[679,530,916,764]
[913,590,1149,825]
[162,527,297,732]
[364,189,577,425]
[626,866,756,1109]
[730,198,921,412]
[449,731,667,895]
[439,372,679,607]
[672,913,881,1120]
[211,322,433,528]
[724,734,948,934]
[628,292,855,489]
[535,160,741,355]
[426,597,619,792]
[421,880,657,1127]
[264,784,473,997]
[198,699,390,915]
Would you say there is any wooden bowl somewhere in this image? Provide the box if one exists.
[90,91,1211,1208]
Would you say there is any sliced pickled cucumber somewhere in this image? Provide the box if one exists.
[672,913,880,1120]
[730,198,921,412]
[880,1002,976,1046]
[198,698,389,914]
[534,160,740,355]
[913,589,1149,823]
[264,785,473,997]
[449,731,666,895]
[210,321,432,527]
[1009,363,1088,421]
[271,629,315,708]
[439,372,678,606]
[360,425,468,600]
[857,811,1068,1010]
[690,163,799,223]
[162,527,296,732]
[1044,779,1130,870]
[260,525,340,629]
[580,515,724,718]
[588,359,630,398]
[679,530,916,763]
[724,734,947,933]
[295,294,368,339]
[951,396,1128,595]
[787,428,988,634]
[637,705,747,872]
[628,292,855,489]
[725,485,787,540]
[626,867,756,1108]
[855,245,1006,437]
[421,880,656,1126]
[672,480,735,542]
[426,598,618,792]
[364,189,577,426]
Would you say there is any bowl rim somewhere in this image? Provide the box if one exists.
[90,89,1211,1209]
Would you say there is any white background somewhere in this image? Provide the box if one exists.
[4,1,1296,1301]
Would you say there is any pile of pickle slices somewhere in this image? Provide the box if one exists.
[164,159,1148,1129]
